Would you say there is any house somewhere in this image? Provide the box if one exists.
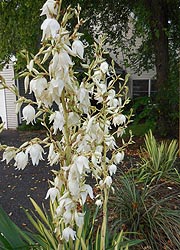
[104,24,157,99]
[0,62,18,129]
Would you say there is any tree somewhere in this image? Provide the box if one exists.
[0,0,44,67]
[0,0,179,136]
[84,0,180,136]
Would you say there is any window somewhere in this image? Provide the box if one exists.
[132,79,157,99]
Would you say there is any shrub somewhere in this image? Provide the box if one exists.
[125,97,157,136]
[111,172,180,250]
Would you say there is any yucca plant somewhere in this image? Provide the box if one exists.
[25,198,142,250]
[111,172,180,250]
[138,130,179,184]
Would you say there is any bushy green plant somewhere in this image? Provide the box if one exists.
[138,130,179,184]
[111,172,180,250]
[125,97,157,136]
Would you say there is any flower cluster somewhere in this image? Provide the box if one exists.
[1,0,132,245]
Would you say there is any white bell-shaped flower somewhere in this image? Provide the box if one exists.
[80,184,94,204]
[114,151,124,164]
[78,84,90,114]
[104,176,112,187]
[108,164,117,176]
[68,179,80,198]
[63,210,72,225]
[39,89,53,107]
[73,155,89,175]
[41,18,60,40]
[45,187,60,203]
[14,151,28,170]
[68,165,80,198]
[62,227,76,242]
[26,143,44,166]
[48,143,59,166]
[75,210,84,227]
[113,114,126,126]
[105,135,116,150]
[22,105,36,125]
[58,49,73,69]
[72,39,84,59]
[30,77,48,99]
[40,0,58,18]
[49,78,65,97]
[2,147,16,164]
[100,61,109,74]
[49,110,64,134]
[95,199,103,208]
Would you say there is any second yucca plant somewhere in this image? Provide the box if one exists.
[138,130,179,183]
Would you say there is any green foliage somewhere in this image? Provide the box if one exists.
[0,206,37,249]
[124,97,157,137]
[127,122,154,137]
[155,74,179,138]
[0,0,44,67]
[25,198,58,250]
[130,97,157,124]
[18,120,45,131]
[111,172,180,250]
[25,199,141,250]
[138,130,179,184]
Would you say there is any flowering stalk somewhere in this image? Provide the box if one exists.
[61,89,71,166]
[0,0,133,248]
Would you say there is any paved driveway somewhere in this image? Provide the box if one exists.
[0,130,54,229]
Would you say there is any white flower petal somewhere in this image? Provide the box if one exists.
[2,147,16,164]
[50,110,64,134]
[114,152,124,164]
[113,114,126,126]
[14,152,28,170]
[41,18,60,40]
[45,187,60,203]
[75,211,84,227]
[22,105,36,125]
[40,0,58,18]
[72,39,84,59]
[62,227,76,242]
[63,210,72,224]
[100,61,109,74]
[104,176,112,187]
[26,144,44,166]
[95,199,103,208]
[108,164,117,176]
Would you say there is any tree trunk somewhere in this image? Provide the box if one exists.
[144,0,170,136]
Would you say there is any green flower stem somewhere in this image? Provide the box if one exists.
[100,101,109,250]
[101,186,108,250]
[61,89,71,166]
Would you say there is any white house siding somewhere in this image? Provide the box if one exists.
[0,88,7,127]
[109,47,156,97]
[104,18,157,98]
[0,63,18,129]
